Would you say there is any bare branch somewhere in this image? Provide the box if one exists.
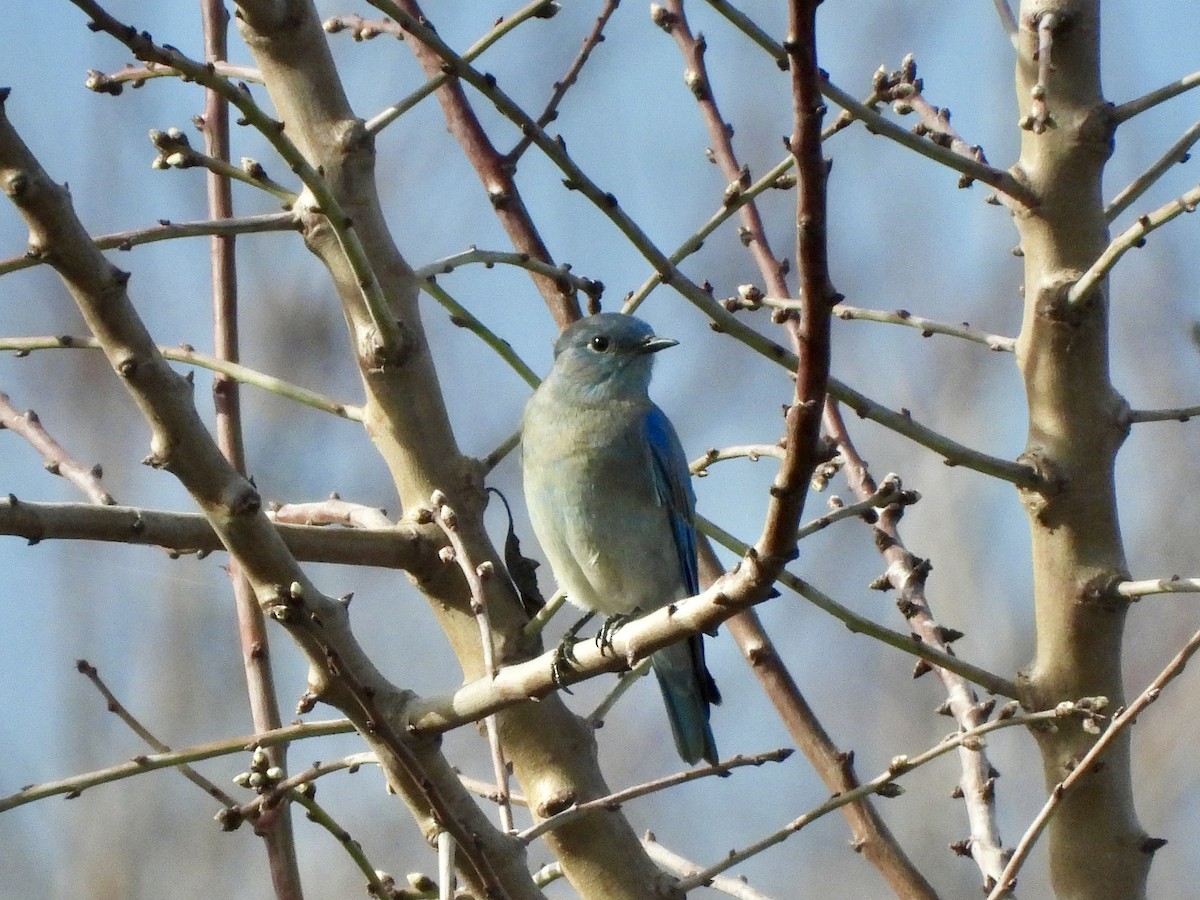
[1116,577,1200,598]
[678,704,1098,892]
[72,0,407,359]
[701,1,1037,206]
[0,497,441,571]
[0,392,115,504]
[148,127,297,204]
[698,513,1020,698]
[85,60,264,93]
[725,291,1017,351]
[518,750,791,844]
[428,490,515,835]
[642,835,778,900]
[412,247,602,301]
[1106,120,1200,222]
[0,334,362,420]
[0,718,353,812]
[988,630,1199,898]
[828,403,1010,888]
[1112,69,1200,124]
[76,659,236,806]
[0,213,299,276]
[507,0,618,163]
[991,0,1019,46]
[1069,182,1200,307]
[1125,404,1200,424]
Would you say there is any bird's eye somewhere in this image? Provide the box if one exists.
[588,335,610,352]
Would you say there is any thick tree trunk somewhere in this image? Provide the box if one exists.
[1011,3,1151,896]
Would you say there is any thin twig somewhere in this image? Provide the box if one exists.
[507,0,620,162]
[288,786,396,898]
[697,513,1019,698]
[359,0,560,135]
[517,750,791,844]
[1112,69,1200,124]
[987,631,1200,898]
[991,0,1019,47]
[1068,182,1200,307]
[412,247,602,301]
[827,402,1009,887]
[725,293,1016,351]
[1106,120,1200,222]
[701,0,1037,206]
[677,704,1098,892]
[429,491,514,834]
[1116,577,1200,598]
[230,751,377,824]
[323,13,406,41]
[586,658,652,728]
[72,0,405,355]
[148,127,297,204]
[1125,405,1200,424]
[0,335,362,420]
[0,392,114,504]
[873,54,995,190]
[642,834,777,900]
[76,659,236,806]
[420,280,541,388]
[624,153,797,311]
[0,212,299,276]
[85,60,263,93]
[689,443,786,475]
[0,719,353,812]
[795,473,916,541]
[200,1,302,872]
[656,0,790,294]
[830,375,1037,487]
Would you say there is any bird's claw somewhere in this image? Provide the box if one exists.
[596,613,632,655]
[551,634,582,692]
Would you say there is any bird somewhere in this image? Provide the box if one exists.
[521,312,720,765]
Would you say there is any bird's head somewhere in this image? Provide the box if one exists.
[548,313,677,400]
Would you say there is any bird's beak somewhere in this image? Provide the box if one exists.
[639,336,678,354]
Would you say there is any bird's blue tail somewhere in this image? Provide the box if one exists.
[651,635,721,765]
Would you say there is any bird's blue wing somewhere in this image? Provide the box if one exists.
[644,405,699,595]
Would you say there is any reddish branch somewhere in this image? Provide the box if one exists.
[387,0,581,328]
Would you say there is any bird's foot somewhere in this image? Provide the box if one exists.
[596,613,633,656]
[550,611,595,692]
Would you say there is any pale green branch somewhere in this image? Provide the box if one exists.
[678,702,1099,892]
[0,335,362,421]
[419,280,540,389]
[988,629,1200,898]
[1126,405,1200,424]
[0,212,299,276]
[0,719,353,812]
[1069,183,1200,307]
[701,0,1036,206]
[1106,120,1200,222]
[72,0,404,353]
[697,513,1019,698]
[412,247,601,301]
[1117,577,1200,599]
[1112,70,1200,124]
[359,0,561,135]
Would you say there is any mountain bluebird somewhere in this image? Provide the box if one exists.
[522,312,720,765]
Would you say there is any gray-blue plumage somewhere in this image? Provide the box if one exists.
[522,313,720,765]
